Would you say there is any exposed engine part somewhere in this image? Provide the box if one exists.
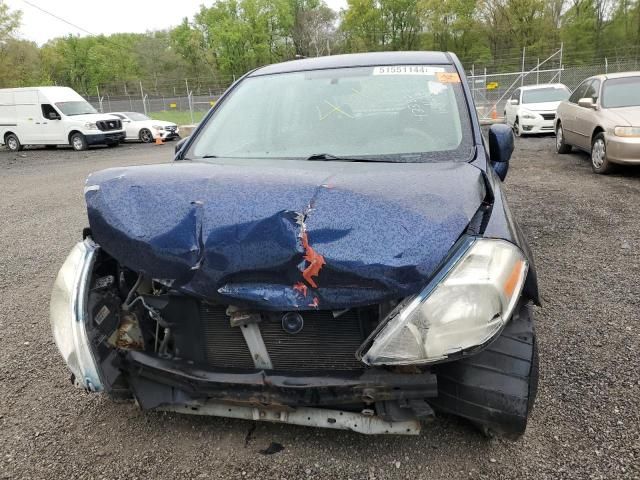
[226,306,263,327]
[109,312,144,350]
[92,275,115,291]
[88,289,120,339]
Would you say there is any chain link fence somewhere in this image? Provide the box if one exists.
[79,55,640,125]
[467,54,640,121]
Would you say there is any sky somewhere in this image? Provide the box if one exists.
[5,0,348,45]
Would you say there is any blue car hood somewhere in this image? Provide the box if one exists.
[85,160,485,310]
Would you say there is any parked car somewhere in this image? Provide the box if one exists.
[51,52,540,438]
[0,86,125,151]
[109,112,180,143]
[504,83,570,136]
[555,72,640,173]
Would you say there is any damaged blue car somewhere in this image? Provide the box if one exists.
[50,52,539,438]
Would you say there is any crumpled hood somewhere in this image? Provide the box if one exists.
[85,160,486,310]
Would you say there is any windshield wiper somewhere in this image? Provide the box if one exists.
[306,153,381,162]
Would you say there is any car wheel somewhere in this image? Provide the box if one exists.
[139,129,153,143]
[513,117,522,137]
[71,133,88,151]
[555,123,572,154]
[591,132,613,174]
[5,133,23,152]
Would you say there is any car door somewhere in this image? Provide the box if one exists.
[574,79,601,150]
[505,89,520,125]
[562,80,590,145]
[38,103,65,143]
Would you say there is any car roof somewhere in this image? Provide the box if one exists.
[518,83,568,91]
[249,51,453,76]
[586,71,640,81]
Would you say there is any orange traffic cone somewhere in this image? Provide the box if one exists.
[154,135,164,145]
[491,106,498,120]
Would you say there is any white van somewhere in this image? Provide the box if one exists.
[0,86,125,151]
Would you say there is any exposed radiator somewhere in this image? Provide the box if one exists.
[200,304,367,372]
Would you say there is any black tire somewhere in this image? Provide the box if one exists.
[5,133,23,152]
[513,117,522,137]
[139,128,154,143]
[555,123,572,154]
[591,132,614,174]
[70,133,88,151]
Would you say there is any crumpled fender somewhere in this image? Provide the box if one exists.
[85,160,486,310]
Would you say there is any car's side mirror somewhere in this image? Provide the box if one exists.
[175,136,189,155]
[509,99,519,105]
[488,124,514,182]
[123,119,131,124]
[48,112,60,120]
[578,97,597,109]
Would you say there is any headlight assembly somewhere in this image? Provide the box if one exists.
[359,238,528,366]
[50,240,104,391]
[152,124,164,131]
[84,122,98,130]
[614,126,640,137]
[520,110,537,120]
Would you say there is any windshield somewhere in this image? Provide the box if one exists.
[187,65,473,162]
[522,87,570,104]
[126,112,150,121]
[55,101,98,116]
[602,77,640,108]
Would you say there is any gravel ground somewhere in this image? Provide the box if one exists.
[1,139,639,479]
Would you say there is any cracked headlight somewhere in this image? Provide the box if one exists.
[360,238,528,366]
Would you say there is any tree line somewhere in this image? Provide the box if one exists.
[1,0,639,93]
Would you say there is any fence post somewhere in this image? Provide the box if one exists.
[559,43,563,83]
[605,57,608,74]
[521,47,526,86]
[96,86,103,113]
[536,58,539,85]
[185,79,194,125]
[139,81,147,115]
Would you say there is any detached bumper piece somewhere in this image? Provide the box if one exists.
[430,302,538,439]
[122,351,437,410]
[161,403,421,435]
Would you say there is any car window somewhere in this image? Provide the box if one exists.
[601,77,640,108]
[569,81,590,104]
[187,65,474,163]
[41,104,59,119]
[126,112,150,121]
[583,80,600,101]
[521,87,570,104]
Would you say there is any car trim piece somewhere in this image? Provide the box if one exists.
[159,402,421,435]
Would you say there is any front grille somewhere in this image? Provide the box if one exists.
[201,304,367,371]
[97,119,122,131]
[165,126,177,132]
[540,113,555,121]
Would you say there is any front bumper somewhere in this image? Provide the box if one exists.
[520,118,555,134]
[86,131,126,145]
[50,240,538,436]
[606,135,640,164]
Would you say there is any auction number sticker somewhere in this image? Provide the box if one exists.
[373,65,445,75]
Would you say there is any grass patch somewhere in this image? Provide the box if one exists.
[149,110,206,125]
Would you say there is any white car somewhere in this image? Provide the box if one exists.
[110,112,180,143]
[504,84,570,136]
